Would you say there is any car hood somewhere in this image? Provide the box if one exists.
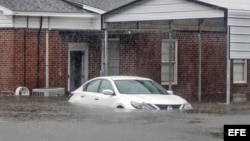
[121,94,187,105]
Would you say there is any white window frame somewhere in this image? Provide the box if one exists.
[233,59,247,84]
[161,39,178,85]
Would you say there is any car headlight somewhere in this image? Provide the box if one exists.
[183,102,193,109]
[130,101,156,110]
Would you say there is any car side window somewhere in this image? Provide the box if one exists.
[84,80,101,92]
[99,80,114,93]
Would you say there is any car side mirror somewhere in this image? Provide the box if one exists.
[102,89,114,95]
[167,90,173,95]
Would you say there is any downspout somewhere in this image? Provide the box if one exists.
[37,17,43,88]
[102,19,109,76]
[24,17,29,86]
[45,29,49,88]
[198,19,204,102]
[168,21,173,90]
[226,26,231,104]
[104,29,108,76]
[45,17,50,88]
[225,9,231,104]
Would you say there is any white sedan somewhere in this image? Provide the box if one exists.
[68,76,192,110]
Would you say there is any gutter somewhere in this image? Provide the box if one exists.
[36,17,43,88]
[11,12,96,18]
[24,16,29,86]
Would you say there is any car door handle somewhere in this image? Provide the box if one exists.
[95,97,99,101]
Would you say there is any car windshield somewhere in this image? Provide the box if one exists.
[114,80,167,95]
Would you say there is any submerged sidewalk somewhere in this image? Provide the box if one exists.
[189,102,250,114]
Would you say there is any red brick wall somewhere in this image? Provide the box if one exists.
[0,29,104,94]
[133,32,227,102]
[0,29,15,91]
[119,35,138,75]
[200,32,227,102]
[13,30,47,92]
[1,28,248,102]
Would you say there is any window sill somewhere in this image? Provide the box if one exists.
[233,81,247,84]
[161,82,177,85]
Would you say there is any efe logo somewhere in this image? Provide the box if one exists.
[224,125,250,141]
[228,129,246,136]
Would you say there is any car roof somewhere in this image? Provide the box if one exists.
[95,76,152,81]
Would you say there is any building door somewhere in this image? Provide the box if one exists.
[68,43,88,92]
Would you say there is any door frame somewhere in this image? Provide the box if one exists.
[68,43,89,92]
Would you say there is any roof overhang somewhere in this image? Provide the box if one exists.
[82,5,106,14]
[63,0,106,14]
[0,5,13,15]
[8,11,97,18]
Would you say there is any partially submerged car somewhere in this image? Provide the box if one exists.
[68,76,192,110]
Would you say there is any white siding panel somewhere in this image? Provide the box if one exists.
[91,16,101,30]
[230,26,250,59]
[231,34,250,43]
[104,0,224,22]
[199,0,250,10]
[228,18,250,27]
[29,17,49,28]
[14,17,49,28]
[231,51,250,59]
[0,11,12,27]
[228,10,250,19]
[231,43,250,51]
[14,16,101,30]
[231,26,250,35]
[50,17,100,30]
[228,9,250,59]
[14,16,29,28]
[106,10,224,22]
[114,4,217,14]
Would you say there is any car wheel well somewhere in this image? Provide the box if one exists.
[116,105,124,109]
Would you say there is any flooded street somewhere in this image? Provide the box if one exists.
[0,96,250,141]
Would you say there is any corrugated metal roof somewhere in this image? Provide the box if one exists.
[68,0,136,11]
[0,0,87,13]
[198,0,250,10]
